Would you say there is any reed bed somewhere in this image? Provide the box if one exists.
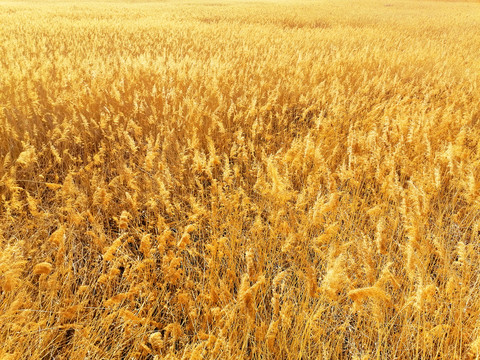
[1,0,480,358]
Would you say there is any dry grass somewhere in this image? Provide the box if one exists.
[1,0,480,358]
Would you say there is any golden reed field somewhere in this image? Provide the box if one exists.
[1,0,480,358]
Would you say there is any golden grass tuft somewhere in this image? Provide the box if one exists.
[32,262,53,275]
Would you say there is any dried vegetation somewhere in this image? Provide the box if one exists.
[1,0,480,358]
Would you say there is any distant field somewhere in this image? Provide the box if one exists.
[1,0,480,359]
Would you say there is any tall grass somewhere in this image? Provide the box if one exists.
[1,0,480,358]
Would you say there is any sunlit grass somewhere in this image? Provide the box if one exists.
[1,0,480,358]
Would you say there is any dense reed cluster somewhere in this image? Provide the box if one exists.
[1,0,480,358]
